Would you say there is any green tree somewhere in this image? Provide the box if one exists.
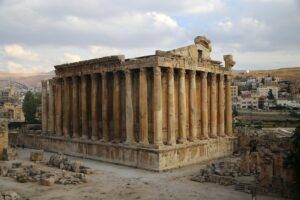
[22,91,41,123]
[233,106,238,117]
[267,89,275,100]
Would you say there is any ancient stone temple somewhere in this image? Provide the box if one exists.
[26,36,236,171]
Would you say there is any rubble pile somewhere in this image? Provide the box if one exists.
[192,130,296,198]
[0,191,22,200]
[47,153,92,174]
[0,152,92,187]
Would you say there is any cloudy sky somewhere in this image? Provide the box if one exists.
[0,0,299,73]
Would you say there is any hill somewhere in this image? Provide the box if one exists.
[0,71,54,88]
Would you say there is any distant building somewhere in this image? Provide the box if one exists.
[277,99,300,108]
[237,96,259,109]
[231,86,238,104]
[257,86,279,99]
[0,101,25,122]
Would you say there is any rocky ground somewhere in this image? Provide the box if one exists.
[0,148,283,200]
[192,129,296,199]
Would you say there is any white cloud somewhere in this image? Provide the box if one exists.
[218,18,233,31]
[4,44,39,61]
[62,53,81,63]
[6,61,41,73]
[238,17,266,31]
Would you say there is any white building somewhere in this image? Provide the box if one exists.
[277,99,300,108]
[237,96,259,109]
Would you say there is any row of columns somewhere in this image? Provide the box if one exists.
[42,67,233,147]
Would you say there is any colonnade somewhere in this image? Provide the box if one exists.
[42,67,233,147]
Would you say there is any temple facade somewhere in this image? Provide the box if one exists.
[24,36,235,171]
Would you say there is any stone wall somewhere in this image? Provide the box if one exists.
[0,120,8,160]
[9,132,235,171]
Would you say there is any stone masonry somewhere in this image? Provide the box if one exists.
[16,36,236,171]
[0,120,8,160]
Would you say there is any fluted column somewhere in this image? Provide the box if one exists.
[125,69,135,144]
[55,79,62,136]
[41,80,48,134]
[91,74,99,141]
[101,72,109,142]
[153,67,163,146]
[218,74,225,137]
[72,76,79,138]
[178,69,187,143]
[225,75,233,136]
[48,79,55,134]
[63,77,70,137]
[189,70,197,141]
[210,73,217,138]
[139,68,148,145]
[81,75,88,139]
[113,72,121,142]
[201,72,209,139]
[167,68,176,145]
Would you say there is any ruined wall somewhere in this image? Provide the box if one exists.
[0,120,8,160]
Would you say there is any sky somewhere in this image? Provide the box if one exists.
[0,0,299,73]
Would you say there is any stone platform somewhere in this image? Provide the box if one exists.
[9,133,235,171]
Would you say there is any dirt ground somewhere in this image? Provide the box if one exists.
[0,148,284,200]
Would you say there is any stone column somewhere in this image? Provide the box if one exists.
[113,72,121,142]
[225,75,233,136]
[189,70,197,141]
[101,72,109,142]
[178,69,187,143]
[201,72,209,139]
[210,73,217,138]
[81,75,88,139]
[48,79,55,134]
[139,68,148,145]
[72,76,79,138]
[125,69,135,144]
[41,80,48,134]
[218,74,225,137]
[55,79,62,136]
[153,67,163,146]
[91,74,99,141]
[63,77,70,137]
[167,68,176,145]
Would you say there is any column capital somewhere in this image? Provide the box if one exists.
[190,70,196,76]
[201,71,207,79]
[225,75,232,82]
[91,73,98,78]
[140,68,147,73]
[179,68,185,76]
[124,69,131,76]
[167,68,174,76]
[153,67,161,76]
[42,80,47,86]
[219,73,224,81]
[72,76,78,82]
[48,79,55,85]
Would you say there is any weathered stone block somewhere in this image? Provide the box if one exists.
[30,150,44,162]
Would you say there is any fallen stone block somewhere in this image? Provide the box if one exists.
[30,150,44,162]
[2,148,17,161]
[1,191,21,200]
[11,162,22,169]
[0,165,8,176]
[40,176,55,186]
